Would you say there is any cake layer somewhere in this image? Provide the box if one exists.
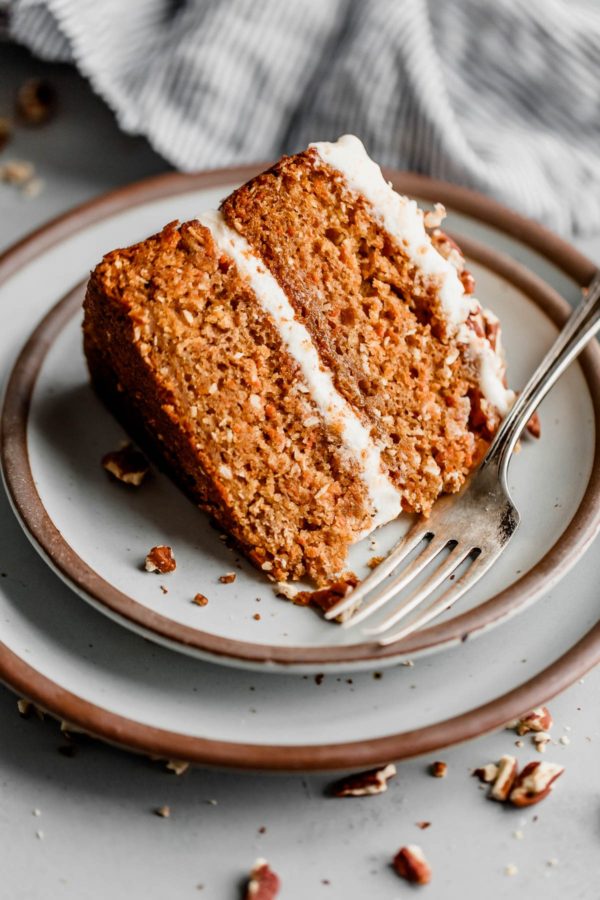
[220,137,512,512]
[83,220,377,583]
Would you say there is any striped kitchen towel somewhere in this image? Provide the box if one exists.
[7,0,600,234]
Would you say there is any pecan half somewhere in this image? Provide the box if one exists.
[393,845,432,885]
[509,761,564,807]
[330,763,396,797]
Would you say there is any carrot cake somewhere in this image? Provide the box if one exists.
[83,135,514,585]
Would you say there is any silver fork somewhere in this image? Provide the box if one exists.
[325,271,600,645]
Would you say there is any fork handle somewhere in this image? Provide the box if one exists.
[484,270,600,482]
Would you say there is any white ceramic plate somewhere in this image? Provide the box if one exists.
[2,169,600,676]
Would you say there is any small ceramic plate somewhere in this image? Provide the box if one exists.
[2,169,600,676]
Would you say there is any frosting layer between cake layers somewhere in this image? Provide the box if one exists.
[198,210,402,534]
[310,135,515,416]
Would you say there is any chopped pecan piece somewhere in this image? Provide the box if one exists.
[1,159,35,185]
[393,845,432,885]
[473,763,499,784]
[245,858,280,899]
[509,761,564,807]
[506,706,553,735]
[290,574,359,619]
[192,593,209,606]
[430,761,447,778]
[489,755,518,802]
[102,443,149,486]
[145,546,176,574]
[16,78,57,125]
[165,760,189,776]
[329,763,396,797]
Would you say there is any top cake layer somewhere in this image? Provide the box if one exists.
[220,135,513,518]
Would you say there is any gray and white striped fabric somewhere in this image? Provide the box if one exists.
[7,0,600,234]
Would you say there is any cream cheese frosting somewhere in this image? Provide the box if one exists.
[198,210,402,532]
[310,135,515,416]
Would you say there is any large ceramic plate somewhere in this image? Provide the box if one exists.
[2,168,600,675]
[1,168,600,768]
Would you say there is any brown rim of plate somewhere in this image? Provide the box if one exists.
[0,167,599,770]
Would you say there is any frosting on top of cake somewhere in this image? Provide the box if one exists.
[198,210,402,534]
[310,135,515,416]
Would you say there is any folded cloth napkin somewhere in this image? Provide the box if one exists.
[7,0,600,234]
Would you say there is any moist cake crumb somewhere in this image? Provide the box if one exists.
[219,572,236,584]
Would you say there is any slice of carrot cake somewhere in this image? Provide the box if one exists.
[83,135,514,585]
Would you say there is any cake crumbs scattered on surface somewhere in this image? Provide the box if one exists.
[219,572,236,584]
[160,585,169,595]
[258,826,267,834]
[192,593,209,606]
[165,760,189,776]
[430,760,447,778]
[513,830,524,840]
[559,735,570,746]
[505,864,518,877]
[547,858,559,867]
[373,671,382,680]
[314,673,324,686]
[35,830,44,840]
[32,809,41,817]
[367,555,384,569]
[154,805,171,818]
[145,546,176,574]
[253,613,261,620]
[401,659,414,667]
[416,821,431,830]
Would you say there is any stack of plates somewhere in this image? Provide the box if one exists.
[2,168,600,771]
